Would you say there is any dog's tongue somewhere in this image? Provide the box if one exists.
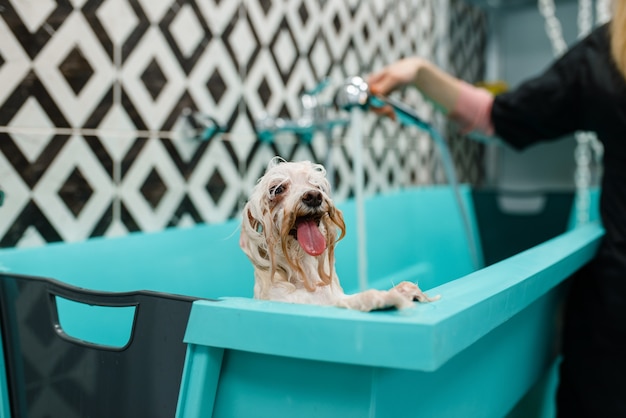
[297,220,326,256]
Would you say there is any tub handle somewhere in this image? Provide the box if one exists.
[0,274,204,417]
[0,274,199,351]
[43,280,198,350]
[50,292,138,349]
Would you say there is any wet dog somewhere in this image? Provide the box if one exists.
[240,157,438,311]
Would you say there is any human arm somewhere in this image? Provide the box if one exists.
[368,57,495,136]
[367,57,463,114]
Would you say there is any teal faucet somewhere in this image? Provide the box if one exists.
[255,78,349,144]
[180,108,226,142]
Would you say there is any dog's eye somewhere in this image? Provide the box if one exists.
[270,184,285,196]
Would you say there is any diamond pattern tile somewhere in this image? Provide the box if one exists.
[285,0,320,52]
[161,1,212,75]
[94,104,140,162]
[244,48,288,119]
[207,69,227,104]
[188,139,243,223]
[246,0,285,46]
[0,0,487,248]
[169,3,206,59]
[0,74,72,189]
[58,167,94,217]
[257,77,272,107]
[121,26,186,130]
[140,168,167,209]
[33,135,114,242]
[187,39,241,123]
[140,58,168,100]
[269,19,298,83]
[33,12,115,127]
[120,138,185,231]
[8,97,56,160]
[93,0,140,50]
[307,31,332,80]
[206,169,227,204]
[223,10,260,71]
[59,46,94,95]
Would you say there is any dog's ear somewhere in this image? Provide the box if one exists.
[240,203,265,246]
[240,203,272,271]
[246,206,257,229]
[240,205,255,248]
[329,206,346,242]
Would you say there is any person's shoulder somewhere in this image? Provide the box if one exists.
[580,22,610,50]
[558,22,610,65]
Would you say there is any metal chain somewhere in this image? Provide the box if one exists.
[538,0,607,226]
[574,131,594,225]
[538,0,568,56]
[578,0,594,38]
[596,0,612,24]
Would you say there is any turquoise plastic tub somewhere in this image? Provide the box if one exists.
[176,224,602,418]
[0,186,602,417]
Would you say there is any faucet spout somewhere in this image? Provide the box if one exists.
[255,79,349,143]
[179,108,226,142]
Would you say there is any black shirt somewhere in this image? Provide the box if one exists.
[492,23,626,243]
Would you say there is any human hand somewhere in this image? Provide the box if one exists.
[367,57,424,120]
[368,57,423,95]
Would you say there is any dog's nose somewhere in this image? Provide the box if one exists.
[302,190,322,207]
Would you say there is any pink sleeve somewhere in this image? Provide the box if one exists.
[448,81,495,136]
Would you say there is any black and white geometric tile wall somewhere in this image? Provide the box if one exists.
[0,0,486,248]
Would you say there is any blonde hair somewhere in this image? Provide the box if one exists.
[610,0,626,78]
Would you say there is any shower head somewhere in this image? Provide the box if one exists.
[334,76,430,131]
[334,76,370,111]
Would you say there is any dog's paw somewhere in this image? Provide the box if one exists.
[337,283,440,312]
[337,289,411,311]
[392,281,440,303]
